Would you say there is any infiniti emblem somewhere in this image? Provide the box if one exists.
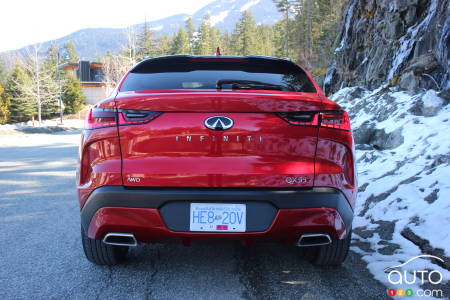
[204,116,234,131]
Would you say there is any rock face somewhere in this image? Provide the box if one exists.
[329,86,450,289]
[324,0,450,95]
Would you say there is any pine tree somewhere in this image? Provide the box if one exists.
[273,0,296,57]
[257,25,276,56]
[5,64,35,123]
[171,28,190,54]
[210,26,221,52]
[311,0,345,71]
[152,35,171,57]
[62,41,79,63]
[293,0,308,64]
[41,90,60,119]
[0,83,9,124]
[185,17,196,53]
[234,11,258,55]
[41,43,64,119]
[221,31,235,55]
[62,75,85,114]
[290,0,345,72]
[0,60,6,84]
[136,21,155,60]
[273,19,296,59]
[195,15,213,55]
[44,43,64,79]
[45,43,59,69]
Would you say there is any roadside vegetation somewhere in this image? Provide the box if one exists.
[0,42,85,125]
[0,0,345,125]
[104,0,345,88]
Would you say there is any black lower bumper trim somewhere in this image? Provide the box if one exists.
[81,186,353,232]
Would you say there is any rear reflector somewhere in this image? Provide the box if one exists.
[343,151,355,185]
[80,146,92,184]
[277,110,350,131]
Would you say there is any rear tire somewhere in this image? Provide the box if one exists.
[303,230,351,266]
[81,227,129,265]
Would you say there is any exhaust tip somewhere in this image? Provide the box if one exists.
[102,233,138,247]
[297,233,332,247]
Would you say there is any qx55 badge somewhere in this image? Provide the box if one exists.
[285,176,309,184]
[204,116,234,131]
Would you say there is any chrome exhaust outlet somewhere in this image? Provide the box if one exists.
[102,233,138,247]
[297,233,332,247]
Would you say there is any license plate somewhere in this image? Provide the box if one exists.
[189,203,246,232]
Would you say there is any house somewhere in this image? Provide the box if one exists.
[60,61,112,104]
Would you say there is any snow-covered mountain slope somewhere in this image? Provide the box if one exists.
[133,0,280,35]
[331,86,450,297]
[191,0,281,28]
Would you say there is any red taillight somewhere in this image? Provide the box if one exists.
[319,111,351,131]
[277,111,350,131]
[85,108,161,129]
[85,108,117,129]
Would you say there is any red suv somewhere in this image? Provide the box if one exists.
[77,55,356,266]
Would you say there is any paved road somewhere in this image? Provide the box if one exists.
[0,130,390,300]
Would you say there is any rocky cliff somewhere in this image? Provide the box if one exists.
[324,0,450,292]
[324,0,449,95]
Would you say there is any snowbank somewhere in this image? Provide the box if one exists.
[0,119,84,135]
[331,87,450,298]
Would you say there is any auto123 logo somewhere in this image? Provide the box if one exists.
[384,255,446,298]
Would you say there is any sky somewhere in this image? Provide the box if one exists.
[0,0,213,52]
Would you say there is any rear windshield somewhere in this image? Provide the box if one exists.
[120,57,316,93]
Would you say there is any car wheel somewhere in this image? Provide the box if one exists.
[303,229,351,266]
[81,226,129,265]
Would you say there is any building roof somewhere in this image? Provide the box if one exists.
[59,61,104,70]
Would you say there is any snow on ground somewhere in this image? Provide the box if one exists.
[0,118,84,129]
[0,119,84,135]
[331,87,450,299]
[0,127,81,148]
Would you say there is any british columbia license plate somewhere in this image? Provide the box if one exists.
[189,203,246,232]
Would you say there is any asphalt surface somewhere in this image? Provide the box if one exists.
[0,130,390,300]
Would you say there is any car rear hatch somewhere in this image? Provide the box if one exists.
[115,91,323,187]
[114,56,323,188]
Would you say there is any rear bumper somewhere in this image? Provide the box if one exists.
[81,186,354,243]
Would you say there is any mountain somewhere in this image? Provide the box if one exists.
[191,0,281,29]
[0,0,281,61]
